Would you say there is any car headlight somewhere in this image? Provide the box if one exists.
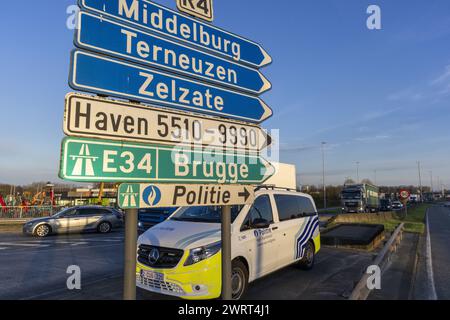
[184,241,221,266]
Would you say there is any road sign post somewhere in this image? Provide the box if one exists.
[399,189,410,218]
[221,205,232,300]
[62,0,273,302]
[123,208,138,300]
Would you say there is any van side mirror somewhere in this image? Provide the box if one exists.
[252,218,270,229]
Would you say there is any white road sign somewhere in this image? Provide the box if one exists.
[176,0,214,22]
[64,93,271,153]
[118,183,254,209]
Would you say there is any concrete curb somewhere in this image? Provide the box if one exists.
[410,208,437,300]
[425,210,438,299]
[349,223,404,300]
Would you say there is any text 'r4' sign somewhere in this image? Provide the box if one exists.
[177,0,214,22]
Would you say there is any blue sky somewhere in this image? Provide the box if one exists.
[0,0,449,187]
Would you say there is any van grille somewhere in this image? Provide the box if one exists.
[137,275,184,295]
[138,245,184,269]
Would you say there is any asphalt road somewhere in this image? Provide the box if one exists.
[0,231,125,300]
[428,204,450,299]
[0,231,375,300]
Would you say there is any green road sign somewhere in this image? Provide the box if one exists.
[118,184,255,209]
[59,137,274,184]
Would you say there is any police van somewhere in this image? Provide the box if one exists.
[136,186,320,300]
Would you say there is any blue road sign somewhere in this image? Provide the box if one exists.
[69,50,273,123]
[75,12,271,95]
[79,0,272,68]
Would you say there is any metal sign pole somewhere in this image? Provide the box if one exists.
[221,205,232,300]
[123,208,138,300]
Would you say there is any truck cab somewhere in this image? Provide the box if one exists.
[341,184,379,213]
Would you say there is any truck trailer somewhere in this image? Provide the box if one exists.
[341,184,380,213]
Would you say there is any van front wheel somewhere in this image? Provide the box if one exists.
[230,260,248,300]
[297,241,315,270]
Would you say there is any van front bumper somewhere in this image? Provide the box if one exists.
[136,252,221,300]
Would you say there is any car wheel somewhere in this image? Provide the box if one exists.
[230,260,249,300]
[297,241,315,270]
[97,222,112,234]
[35,224,51,237]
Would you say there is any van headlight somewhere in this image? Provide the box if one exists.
[184,241,221,266]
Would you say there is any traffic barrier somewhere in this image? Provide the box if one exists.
[349,222,404,300]
[0,206,63,219]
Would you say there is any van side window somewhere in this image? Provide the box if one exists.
[241,196,273,231]
[275,195,316,221]
[297,197,316,216]
[274,195,300,221]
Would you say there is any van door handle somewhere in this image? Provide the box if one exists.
[272,227,279,231]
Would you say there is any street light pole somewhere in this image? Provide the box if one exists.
[321,142,327,209]
[356,162,360,183]
[430,171,433,193]
[417,161,423,202]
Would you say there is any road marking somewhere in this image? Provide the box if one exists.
[425,210,438,300]
[80,239,123,242]
[0,242,50,247]
[19,273,121,300]
[0,243,122,255]
[0,247,7,250]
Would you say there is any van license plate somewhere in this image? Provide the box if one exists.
[141,270,164,282]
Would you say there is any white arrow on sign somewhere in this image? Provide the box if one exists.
[118,184,255,209]
[64,93,272,153]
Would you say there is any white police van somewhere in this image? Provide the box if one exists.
[136,186,320,300]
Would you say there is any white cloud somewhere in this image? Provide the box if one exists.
[354,135,390,143]
[430,65,450,86]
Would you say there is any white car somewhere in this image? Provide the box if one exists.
[136,188,321,300]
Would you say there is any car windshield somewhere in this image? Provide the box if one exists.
[170,206,243,224]
[342,191,361,199]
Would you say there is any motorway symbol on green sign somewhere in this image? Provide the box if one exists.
[118,183,255,209]
[59,137,274,184]
[64,93,272,153]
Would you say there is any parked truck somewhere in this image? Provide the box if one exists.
[341,183,380,213]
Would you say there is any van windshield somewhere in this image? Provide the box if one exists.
[170,206,243,224]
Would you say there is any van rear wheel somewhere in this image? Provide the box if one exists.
[297,241,315,270]
[230,260,248,300]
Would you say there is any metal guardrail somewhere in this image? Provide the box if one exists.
[349,222,405,300]
[0,206,64,219]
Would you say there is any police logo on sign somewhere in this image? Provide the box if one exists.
[143,185,162,207]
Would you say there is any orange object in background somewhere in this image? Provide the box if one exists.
[0,195,6,208]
